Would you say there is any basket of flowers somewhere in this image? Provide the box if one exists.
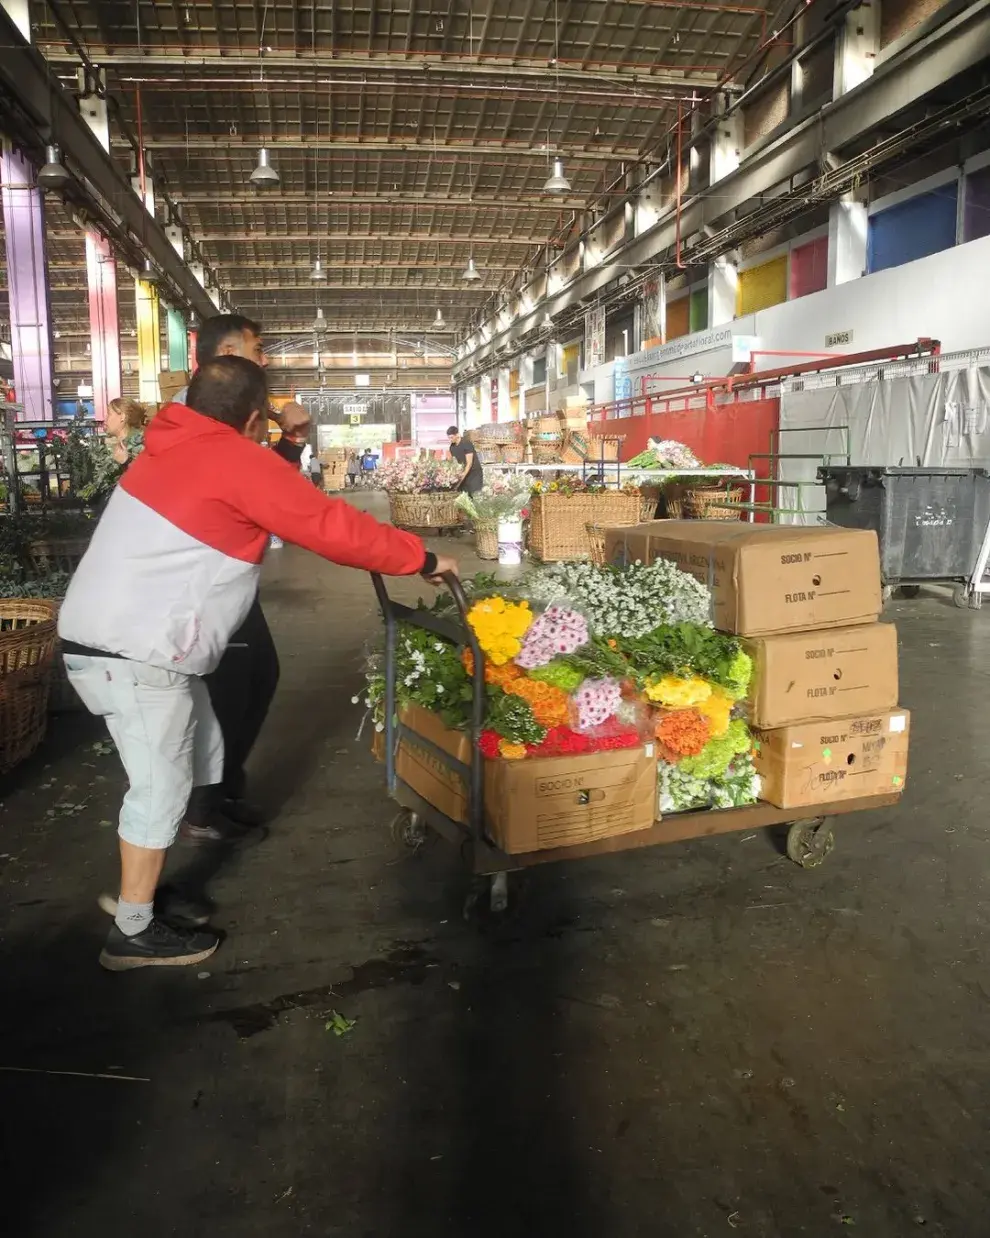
[376,458,464,529]
[456,473,532,561]
[528,479,643,562]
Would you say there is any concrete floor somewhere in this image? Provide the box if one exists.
[1,493,989,1237]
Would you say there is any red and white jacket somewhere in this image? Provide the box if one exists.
[58,403,428,674]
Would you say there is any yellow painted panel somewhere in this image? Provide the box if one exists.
[736,254,788,317]
[666,297,690,341]
[135,279,161,407]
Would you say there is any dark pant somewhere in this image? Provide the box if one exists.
[186,596,279,822]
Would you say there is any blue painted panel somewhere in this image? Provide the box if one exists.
[867,184,958,274]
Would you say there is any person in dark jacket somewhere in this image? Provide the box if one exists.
[178,314,312,843]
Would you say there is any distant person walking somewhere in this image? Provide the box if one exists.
[346,450,360,487]
[447,425,483,495]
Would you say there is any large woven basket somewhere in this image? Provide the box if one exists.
[475,444,501,464]
[388,490,462,529]
[475,520,499,560]
[585,523,607,566]
[499,443,525,464]
[0,600,58,772]
[532,444,562,464]
[25,537,90,576]
[685,486,744,520]
[529,491,642,562]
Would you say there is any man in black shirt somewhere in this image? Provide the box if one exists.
[447,425,483,495]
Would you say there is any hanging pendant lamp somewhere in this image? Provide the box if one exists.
[543,157,571,194]
[310,258,327,282]
[461,256,481,282]
[249,147,280,187]
[37,144,71,192]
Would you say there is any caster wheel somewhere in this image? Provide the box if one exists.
[881,584,894,603]
[786,818,835,868]
[463,872,511,920]
[899,585,921,599]
[390,809,427,850]
[489,871,509,914]
[953,585,970,609]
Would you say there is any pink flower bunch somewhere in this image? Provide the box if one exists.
[573,676,623,732]
[376,458,462,494]
[516,604,590,669]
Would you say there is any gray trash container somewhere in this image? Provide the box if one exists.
[817,466,990,586]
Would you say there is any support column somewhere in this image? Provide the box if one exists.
[166,309,188,371]
[708,255,737,327]
[1,142,54,421]
[827,195,868,286]
[834,0,880,98]
[135,279,161,406]
[85,231,121,421]
[709,94,742,185]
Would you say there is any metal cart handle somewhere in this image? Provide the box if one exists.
[370,571,487,841]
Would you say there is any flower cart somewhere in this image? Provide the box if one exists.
[368,570,902,914]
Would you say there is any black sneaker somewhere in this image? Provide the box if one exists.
[220,797,266,828]
[97,885,214,929]
[99,918,220,972]
[178,813,267,848]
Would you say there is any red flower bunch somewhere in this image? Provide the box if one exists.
[654,709,711,757]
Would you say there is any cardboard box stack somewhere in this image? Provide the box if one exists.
[320,447,349,492]
[159,369,189,405]
[603,522,909,810]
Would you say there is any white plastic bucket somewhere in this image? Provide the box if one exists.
[497,516,523,566]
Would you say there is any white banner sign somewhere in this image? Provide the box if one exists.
[584,305,606,370]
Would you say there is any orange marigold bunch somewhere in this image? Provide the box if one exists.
[654,709,711,757]
[461,648,523,690]
[506,676,571,728]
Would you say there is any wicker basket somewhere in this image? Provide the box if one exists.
[499,443,525,464]
[529,491,642,562]
[475,520,499,560]
[685,486,744,520]
[0,600,58,772]
[475,444,501,465]
[662,484,687,518]
[25,537,91,577]
[639,489,660,522]
[585,522,607,566]
[389,490,462,529]
[532,444,563,465]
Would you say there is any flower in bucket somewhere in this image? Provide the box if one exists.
[456,471,531,521]
[466,596,533,665]
[515,604,590,669]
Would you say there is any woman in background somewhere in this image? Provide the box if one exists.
[104,397,149,466]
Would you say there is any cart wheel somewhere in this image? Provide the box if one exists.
[390,809,427,850]
[490,871,509,914]
[786,818,835,868]
[953,585,971,609]
[899,585,921,599]
[881,584,894,604]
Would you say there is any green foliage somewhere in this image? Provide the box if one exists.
[395,624,473,729]
[678,719,752,780]
[614,624,752,698]
[526,659,586,693]
[484,688,546,746]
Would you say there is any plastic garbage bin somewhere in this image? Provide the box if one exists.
[817,466,990,590]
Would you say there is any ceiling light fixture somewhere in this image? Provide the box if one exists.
[249,147,280,187]
[313,307,328,335]
[543,157,571,194]
[37,144,71,192]
[433,308,446,328]
[188,311,202,331]
[310,258,327,282]
[140,258,158,285]
[462,256,481,282]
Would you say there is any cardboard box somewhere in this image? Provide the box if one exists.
[159,369,189,402]
[605,521,881,636]
[395,705,657,854]
[746,622,899,729]
[753,709,909,809]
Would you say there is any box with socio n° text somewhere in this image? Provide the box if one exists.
[390,704,657,855]
[752,709,910,809]
[604,522,882,637]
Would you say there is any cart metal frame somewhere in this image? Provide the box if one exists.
[372,573,901,907]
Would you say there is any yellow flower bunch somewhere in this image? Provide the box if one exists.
[696,686,733,737]
[466,596,533,665]
[498,740,528,760]
[644,674,712,708]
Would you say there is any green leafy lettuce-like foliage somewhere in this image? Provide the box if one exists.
[526,660,586,693]
[614,624,752,699]
[484,688,546,746]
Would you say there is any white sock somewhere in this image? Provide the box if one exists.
[115,898,153,937]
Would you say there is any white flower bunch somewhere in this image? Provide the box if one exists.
[521,559,711,638]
